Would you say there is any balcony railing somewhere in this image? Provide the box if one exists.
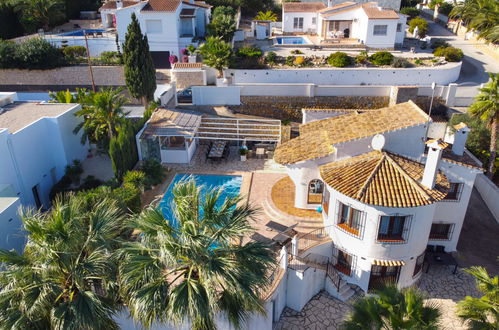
[296,225,333,255]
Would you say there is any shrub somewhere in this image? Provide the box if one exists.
[391,57,410,68]
[400,7,420,19]
[0,40,19,68]
[438,2,453,16]
[123,170,146,191]
[99,51,122,65]
[434,46,463,62]
[65,160,84,185]
[265,51,277,64]
[285,55,295,66]
[49,175,72,200]
[414,59,423,65]
[140,158,166,187]
[355,55,368,65]
[237,46,262,58]
[408,17,428,38]
[369,51,394,66]
[187,44,197,54]
[431,39,450,49]
[113,183,141,214]
[79,175,103,190]
[293,56,305,66]
[16,37,66,69]
[327,52,352,67]
[290,49,303,55]
[62,45,86,60]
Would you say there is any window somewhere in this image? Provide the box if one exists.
[308,179,323,204]
[146,19,162,33]
[413,253,425,277]
[160,136,185,150]
[429,223,454,240]
[373,25,388,36]
[332,247,354,276]
[312,17,317,25]
[293,17,304,29]
[322,188,330,215]
[396,23,402,32]
[444,182,463,201]
[377,215,411,243]
[337,202,363,237]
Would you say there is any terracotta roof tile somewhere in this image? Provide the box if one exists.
[283,2,326,12]
[183,0,211,8]
[274,101,429,165]
[320,151,450,207]
[99,0,141,10]
[318,1,358,13]
[142,0,181,12]
[173,62,203,69]
[362,5,400,19]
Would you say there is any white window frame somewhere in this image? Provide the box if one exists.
[373,24,388,36]
[145,19,163,34]
[396,23,402,32]
[312,17,317,25]
[293,17,304,29]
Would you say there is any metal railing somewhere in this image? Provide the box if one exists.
[326,262,342,292]
[296,225,334,255]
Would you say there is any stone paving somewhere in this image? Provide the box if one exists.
[275,266,480,330]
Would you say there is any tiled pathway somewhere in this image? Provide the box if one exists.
[275,266,480,330]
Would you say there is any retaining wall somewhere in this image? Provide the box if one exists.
[225,62,461,86]
[474,174,499,223]
[0,66,125,87]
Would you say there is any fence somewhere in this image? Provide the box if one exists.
[192,86,241,105]
[296,225,333,254]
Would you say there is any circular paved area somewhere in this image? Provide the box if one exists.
[275,265,480,330]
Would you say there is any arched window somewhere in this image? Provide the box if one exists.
[307,179,324,204]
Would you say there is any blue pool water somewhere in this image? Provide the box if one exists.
[16,92,51,101]
[275,37,311,45]
[59,29,107,37]
[159,174,242,226]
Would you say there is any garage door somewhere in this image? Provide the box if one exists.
[150,51,171,69]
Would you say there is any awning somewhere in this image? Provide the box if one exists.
[372,259,405,267]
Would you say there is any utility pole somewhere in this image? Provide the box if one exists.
[84,32,96,92]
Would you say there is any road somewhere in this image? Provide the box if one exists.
[426,21,499,96]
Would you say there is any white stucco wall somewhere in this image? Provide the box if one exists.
[192,86,241,105]
[474,173,499,223]
[226,62,462,86]
[0,197,24,253]
[362,15,399,48]
[282,11,318,33]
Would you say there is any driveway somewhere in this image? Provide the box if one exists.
[426,21,499,90]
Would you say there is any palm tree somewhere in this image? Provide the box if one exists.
[16,0,65,31]
[119,179,275,330]
[450,0,499,44]
[74,87,129,144]
[198,37,233,78]
[0,194,125,329]
[49,88,90,104]
[254,11,278,22]
[343,284,441,330]
[456,266,499,329]
[468,73,498,179]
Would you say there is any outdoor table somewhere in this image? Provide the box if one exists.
[424,252,459,274]
[208,141,227,159]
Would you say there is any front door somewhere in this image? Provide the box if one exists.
[368,265,401,291]
[32,184,42,209]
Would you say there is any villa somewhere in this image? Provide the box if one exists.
[0,93,88,252]
[99,0,211,67]
[281,1,407,48]
[272,101,482,296]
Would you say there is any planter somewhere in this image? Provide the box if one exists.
[216,77,230,86]
[240,155,247,161]
[188,55,197,63]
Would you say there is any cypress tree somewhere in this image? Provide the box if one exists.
[123,13,157,106]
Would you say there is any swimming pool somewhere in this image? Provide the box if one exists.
[274,37,312,45]
[16,92,51,102]
[58,29,108,37]
[159,174,243,226]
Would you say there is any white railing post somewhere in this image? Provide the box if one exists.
[280,246,288,270]
[291,235,298,256]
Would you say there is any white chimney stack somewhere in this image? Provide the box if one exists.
[116,0,123,9]
[422,139,447,189]
[452,122,471,156]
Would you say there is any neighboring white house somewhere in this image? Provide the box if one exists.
[99,0,211,67]
[0,93,88,252]
[282,1,407,48]
[327,0,401,11]
[273,101,482,293]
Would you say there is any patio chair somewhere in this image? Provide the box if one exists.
[256,147,266,159]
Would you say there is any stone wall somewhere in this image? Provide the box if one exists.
[0,66,125,87]
[172,71,206,90]
[231,96,389,122]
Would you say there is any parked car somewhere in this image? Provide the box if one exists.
[177,88,192,103]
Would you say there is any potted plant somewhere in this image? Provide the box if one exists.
[186,44,197,63]
[239,147,248,161]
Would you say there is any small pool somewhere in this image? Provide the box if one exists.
[58,29,108,37]
[16,92,51,102]
[275,36,311,45]
[159,174,243,227]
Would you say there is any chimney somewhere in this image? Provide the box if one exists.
[327,0,333,7]
[116,0,123,9]
[452,122,471,156]
[422,139,447,189]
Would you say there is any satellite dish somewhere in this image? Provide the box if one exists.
[371,134,385,151]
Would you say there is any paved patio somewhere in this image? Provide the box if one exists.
[275,266,480,330]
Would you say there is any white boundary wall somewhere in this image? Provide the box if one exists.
[192,86,241,105]
[474,174,499,223]
[226,62,461,86]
